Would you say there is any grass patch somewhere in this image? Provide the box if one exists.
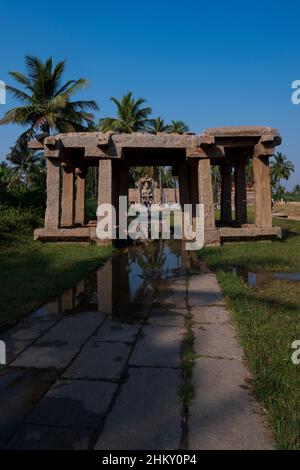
[199,218,300,449]
[0,237,111,330]
[180,277,196,417]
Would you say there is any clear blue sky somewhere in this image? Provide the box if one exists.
[0,0,299,188]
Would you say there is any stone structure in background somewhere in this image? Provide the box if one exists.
[30,126,282,246]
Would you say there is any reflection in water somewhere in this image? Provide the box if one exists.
[32,240,202,321]
[230,268,300,288]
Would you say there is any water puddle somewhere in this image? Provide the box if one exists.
[31,240,203,322]
[229,267,300,288]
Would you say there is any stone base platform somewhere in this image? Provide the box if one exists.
[219,225,282,242]
[34,225,281,245]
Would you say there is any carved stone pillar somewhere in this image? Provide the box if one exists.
[198,158,220,245]
[45,158,61,229]
[220,164,232,225]
[253,147,272,227]
[74,168,86,226]
[178,164,189,208]
[234,160,247,225]
[198,158,216,231]
[61,166,74,227]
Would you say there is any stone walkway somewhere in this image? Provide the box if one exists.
[0,262,273,450]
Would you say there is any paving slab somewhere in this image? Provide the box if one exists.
[0,368,57,448]
[11,312,105,369]
[2,339,31,364]
[193,323,242,360]
[187,274,225,307]
[6,423,92,450]
[63,341,131,380]
[188,357,274,450]
[4,316,56,342]
[95,319,140,343]
[27,379,117,429]
[192,305,228,324]
[95,367,181,450]
[130,325,184,367]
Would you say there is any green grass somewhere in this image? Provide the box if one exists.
[198,218,300,449]
[0,238,111,330]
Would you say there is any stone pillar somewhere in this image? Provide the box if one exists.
[178,164,189,208]
[118,163,129,239]
[253,148,272,228]
[98,159,113,205]
[198,158,216,230]
[74,169,86,226]
[45,158,61,229]
[61,166,74,227]
[198,158,220,245]
[188,163,199,230]
[97,159,114,244]
[220,164,232,225]
[234,160,247,225]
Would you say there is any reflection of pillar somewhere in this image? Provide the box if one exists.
[253,148,272,227]
[198,158,216,231]
[60,287,75,312]
[220,164,232,224]
[61,166,74,226]
[97,259,112,314]
[45,159,61,229]
[234,160,247,225]
[75,169,86,226]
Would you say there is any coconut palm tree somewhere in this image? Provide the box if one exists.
[99,92,152,133]
[0,55,98,142]
[6,135,45,187]
[270,152,294,199]
[167,120,189,134]
[270,152,294,182]
[147,117,169,134]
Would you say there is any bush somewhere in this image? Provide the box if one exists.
[0,206,43,242]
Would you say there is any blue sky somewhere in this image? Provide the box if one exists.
[0,0,299,188]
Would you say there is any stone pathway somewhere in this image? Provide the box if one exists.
[0,261,273,450]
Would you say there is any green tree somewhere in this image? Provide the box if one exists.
[147,117,169,133]
[99,92,152,133]
[0,55,98,142]
[167,120,189,134]
[292,184,300,194]
[6,136,45,187]
[270,152,294,199]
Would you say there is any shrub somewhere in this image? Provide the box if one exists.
[0,206,43,242]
